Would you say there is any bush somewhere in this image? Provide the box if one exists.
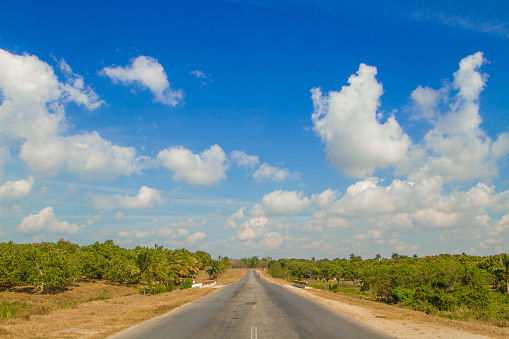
[179,278,193,290]
[155,283,174,294]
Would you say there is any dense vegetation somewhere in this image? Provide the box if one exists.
[0,239,230,294]
[267,253,509,325]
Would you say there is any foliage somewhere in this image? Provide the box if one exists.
[267,253,509,324]
[179,278,193,290]
[0,239,219,295]
[206,257,231,278]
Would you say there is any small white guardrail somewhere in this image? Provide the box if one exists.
[192,280,217,288]
[293,280,309,288]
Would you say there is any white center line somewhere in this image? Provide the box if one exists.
[251,326,257,339]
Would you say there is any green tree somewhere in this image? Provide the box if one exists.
[493,253,509,293]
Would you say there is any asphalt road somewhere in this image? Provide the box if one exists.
[110,270,397,339]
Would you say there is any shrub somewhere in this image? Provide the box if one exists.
[155,283,174,294]
[179,278,193,290]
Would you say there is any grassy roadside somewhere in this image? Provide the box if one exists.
[258,270,509,339]
[0,269,247,338]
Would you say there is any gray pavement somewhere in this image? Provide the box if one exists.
[110,270,397,339]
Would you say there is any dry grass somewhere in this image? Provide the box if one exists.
[258,270,509,339]
[0,269,247,338]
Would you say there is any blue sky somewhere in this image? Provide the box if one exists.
[1,0,508,259]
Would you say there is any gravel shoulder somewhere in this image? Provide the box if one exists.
[258,270,509,339]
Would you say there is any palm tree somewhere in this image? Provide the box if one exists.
[136,250,152,276]
[494,253,509,293]
[206,260,223,279]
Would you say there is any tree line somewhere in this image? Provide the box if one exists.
[0,239,230,294]
[267,253,509,323]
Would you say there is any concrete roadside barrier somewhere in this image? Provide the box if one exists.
[191,280,217,288]
[293,280,309,288]
[202,280,216,288]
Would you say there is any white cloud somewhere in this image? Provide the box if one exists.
[118,229,154,239]
[420,52,509,182]
[17,206,83,234]
[303,52,509,253]
[101,56,183,106]
[58,58,105,110]
[190,70,212,85]
[354,229,383,240]
[0,176,34,202]
[224,207,245,230]
[230,150,260,168]
[304,215,352,233]
[410,85,442,121]
[234,217,286,250]
[177,228,190,237]
[92,186,162,210]
[253,163,295,182]
[237,217,268,240]
[251,190,311,216]
[263,231,285,250]
[157,144,229,186]
[0,49,148,180]
[413,209,458,229]
[433,13,509,39]
[62,132,151,180]
[187,232,205,243]
[157,219,196,239]
[311,63,413,178]
[312,52,509,183]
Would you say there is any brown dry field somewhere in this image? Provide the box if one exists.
[0,269,247,338]
[258,270,509,339]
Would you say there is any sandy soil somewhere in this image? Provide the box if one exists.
[258,270,509,339]
[0,269,247,338]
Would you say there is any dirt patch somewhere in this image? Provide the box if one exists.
[258,270,509,339]
[0,269,247,338]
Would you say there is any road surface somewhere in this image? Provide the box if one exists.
[110,270,397,338]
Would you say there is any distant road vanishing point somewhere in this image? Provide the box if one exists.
[110,270,397,339]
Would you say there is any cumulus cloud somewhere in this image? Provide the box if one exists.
[237,217,268,240]
[92,186,162,210]
[157,144,229,186]
[224,207,245,230]
[307,174,508,239]
[312,52,509,183]
[158,225,191,239]
[304,215,352,233]
[252,163,294,182]
[251,190,311,216]
[0,176,34,202]
[58,58,105,110]
[230,150,260,168]
[17,206,83,234]
[187,232,206,243]
[311,63,413,178]
[101,56,183,106]
[234,217,286,250]
[420,52,509,182]
[303,52,509,255]
[0,49,148,180]
[118,229,154,239]
[61,132,150,180]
